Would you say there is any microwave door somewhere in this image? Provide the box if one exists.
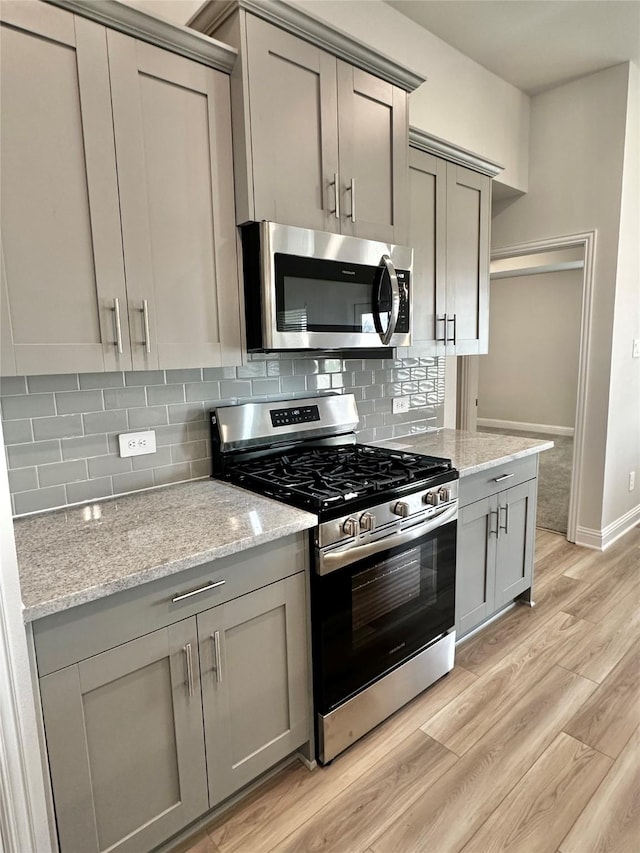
[373,255,401,345]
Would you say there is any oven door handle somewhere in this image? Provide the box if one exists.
[317,503,457,576]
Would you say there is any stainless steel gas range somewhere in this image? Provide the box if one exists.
[210,394,457,764]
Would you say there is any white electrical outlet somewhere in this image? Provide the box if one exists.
[630,471,636,492]
[118,430,157,458]
[633,339,640,358]
[392,398,410,415]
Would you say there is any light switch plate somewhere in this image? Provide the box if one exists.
[118,430,157,458]
[632,338,640,358]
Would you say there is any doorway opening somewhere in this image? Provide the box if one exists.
[456,232,596,543]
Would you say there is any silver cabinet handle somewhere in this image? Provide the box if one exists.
[171,579,226,603]
[329,172,340,219]
[489,508,499,538]
[113,298,123,354]
[499,504,510,534]
[212,631,223,684]
[435,314,447,343]
[494,473,515,483]
[184,643,195,697]
[447,314,457,345]
[376,254,400,346]
[347,177,356,221]
[142,299,151,354]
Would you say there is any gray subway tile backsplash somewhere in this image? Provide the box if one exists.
[2,355,444,516]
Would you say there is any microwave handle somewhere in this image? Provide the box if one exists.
[375,255,400,346]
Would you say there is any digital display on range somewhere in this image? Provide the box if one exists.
[270,404,320,427]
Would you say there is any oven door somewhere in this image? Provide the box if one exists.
[312,516,456,715]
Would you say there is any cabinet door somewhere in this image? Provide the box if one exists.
[39,619,208,853]
[338,63,409,244]
[407,148,447,353]
[107,33,242,370]
[445,163,491,355]
[494,479,537,608]
[456,495,498,638]
[199,574,309,806]
[245,16,340,232]
[0,1,132,376]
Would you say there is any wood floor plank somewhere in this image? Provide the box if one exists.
[206,665,476,853]
[534,540,592,588]
[460,732,612,853]
[563,549,640,624]
[559,727,640,853]
[558,590,640,683]
[423,612,592,755]
[562,527,640,584]
[369,665,598,853]
[273,732,457,853]
[456,574,587,676]
[563,641,640,758]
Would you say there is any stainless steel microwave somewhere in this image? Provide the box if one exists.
[240,222,413,351]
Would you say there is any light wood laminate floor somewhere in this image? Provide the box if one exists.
[173,526,640,853]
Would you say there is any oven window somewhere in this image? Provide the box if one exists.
[351,547,435,647]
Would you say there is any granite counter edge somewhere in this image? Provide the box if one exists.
[21,511,317,623]
[457,441,555,476]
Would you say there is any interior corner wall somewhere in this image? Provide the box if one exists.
[478,270,583,429]
[602,61,640,530]
[491,63,631,534]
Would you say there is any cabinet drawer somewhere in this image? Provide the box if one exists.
[33,533,308,676]
[459,456,538,507]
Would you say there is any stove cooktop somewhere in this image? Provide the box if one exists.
[222,443,456,517]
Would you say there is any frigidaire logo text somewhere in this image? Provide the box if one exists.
[389,642,406,655]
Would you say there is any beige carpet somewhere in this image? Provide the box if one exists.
[478,428,573,535]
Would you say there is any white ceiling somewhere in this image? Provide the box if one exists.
[385,0,640,95]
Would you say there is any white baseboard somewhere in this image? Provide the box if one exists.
[575,504,640,551]
[478,418,574,437]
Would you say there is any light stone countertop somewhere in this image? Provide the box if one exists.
[374,428,554,475]
[14,480,317,622]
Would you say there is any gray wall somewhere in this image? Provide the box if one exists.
[0,354,444,516]
[478,269,582,429]
[492,62,636,534]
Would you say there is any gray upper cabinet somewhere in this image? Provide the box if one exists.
[407,134,499,357]
[0,0,241,377]
[0,2,132,376]
[39,618,209,853]
[196,7,417,244]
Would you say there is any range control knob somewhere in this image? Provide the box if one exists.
[342,517,359,537]
[392,501,411,518]
[439,487,453,503]
[359,512,376,532]
[424,491,440,506]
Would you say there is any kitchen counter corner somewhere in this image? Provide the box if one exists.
[374,428,554,475]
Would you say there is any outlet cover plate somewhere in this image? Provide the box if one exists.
[119,430,157,458]
[392,398,410,415]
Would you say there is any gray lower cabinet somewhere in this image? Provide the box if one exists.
[456,459,538,638]
[199,573,309,805]
[36,536,310,853]
[39,618,209,853]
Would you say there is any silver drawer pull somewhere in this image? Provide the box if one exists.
[500,504,510,534]
[184,643,194,697]
[171,579,226,603]
[212,631,223,684]
[494,473,515,483]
